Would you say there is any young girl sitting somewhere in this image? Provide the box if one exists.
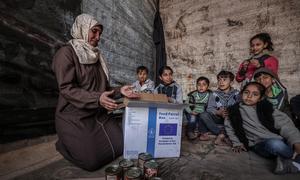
[225,82,300,174]
[236,33,279,87]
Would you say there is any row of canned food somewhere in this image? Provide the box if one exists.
[105,152,162,180]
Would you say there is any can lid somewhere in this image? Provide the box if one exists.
[105,165,121,175]
[139,152,153,160]
[119,159,134,167]
[150,177,162,180]
[144,159,158,168]
[125,167,142,178]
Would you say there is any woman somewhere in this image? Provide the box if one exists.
[52,14,139,171]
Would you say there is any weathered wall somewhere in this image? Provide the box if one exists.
[82,0,157,86]
[0,0,81,141]
[160,0,300,99]
[0,0,157,142]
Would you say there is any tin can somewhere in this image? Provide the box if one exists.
[138,152,153,169]
[144,159,158,179]
[124,167,142,180]
[149,177,162,180]
[105,165,122,180]
[119,159,134,179]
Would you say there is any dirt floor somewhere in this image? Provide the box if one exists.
[1,135,300,180]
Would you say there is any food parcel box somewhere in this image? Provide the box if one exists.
[122,94,185,159]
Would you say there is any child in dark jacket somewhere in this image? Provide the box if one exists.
[236,33,279,87]
[185,76,211,140]
[199,70,239,145]
[253,67,291,117]
[225,82,300,174]
[154,66,183,104]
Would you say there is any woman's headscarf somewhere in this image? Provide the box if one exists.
[69,13,109,80]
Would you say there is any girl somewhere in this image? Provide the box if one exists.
[154,66,183,103]
[236,33,279,87]
[225,82,300,174]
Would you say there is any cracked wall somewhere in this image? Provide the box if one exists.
[160,0,300,99]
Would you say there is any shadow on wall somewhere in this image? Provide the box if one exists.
[0,0,81,143]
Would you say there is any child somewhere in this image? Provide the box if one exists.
[154,66,183,104]
[236,33,279,87]
[132,66,155,93]
[225,82,300,174]
[199,70,239,145]
[253,67,291,116]
[185,76,211,140]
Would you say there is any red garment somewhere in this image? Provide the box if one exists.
[236,56,278,82]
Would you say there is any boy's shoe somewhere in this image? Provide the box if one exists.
[199,133,210,141]
[187,132,197,140]
[274,157,300,174]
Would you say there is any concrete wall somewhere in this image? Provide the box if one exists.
[160,0,300,99]
[0,0,157,141]
[82,0,157,86]
[0,0,81,141]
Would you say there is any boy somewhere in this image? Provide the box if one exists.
[154,66,183,103]
[185,76,211,140]
[253,67,291,117]
[199,70,240,145]
[132,66,155,93]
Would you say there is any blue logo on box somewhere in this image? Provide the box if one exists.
[159,123,177,136]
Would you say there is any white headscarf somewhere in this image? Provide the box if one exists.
[69,13,109,80]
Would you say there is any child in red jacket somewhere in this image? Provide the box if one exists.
[236,33,278,87]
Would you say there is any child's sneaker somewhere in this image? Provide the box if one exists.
[274,157,300,174]
[187,132,197,140]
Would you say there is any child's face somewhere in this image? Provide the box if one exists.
[255,73,273,89]
[137,70,148,83]
[197,80,209,93]
[242,84,262,106]
[250,38,268,55]
[217,76,232,91]
[159,69,173,85]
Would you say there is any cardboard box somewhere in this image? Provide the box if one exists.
[123,93,168,105]
[123,97,185,159]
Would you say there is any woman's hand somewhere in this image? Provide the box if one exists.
[121,85,140,99]
[232,145,247,153]
[99,90,118,111]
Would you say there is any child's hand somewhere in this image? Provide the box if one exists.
[242,60,250,70]
[191,112,198,115]
[232,145,247,153]
[250,59,260,68]
[216,107,228,118]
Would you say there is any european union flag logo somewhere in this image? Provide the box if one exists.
[159,123,177,136]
